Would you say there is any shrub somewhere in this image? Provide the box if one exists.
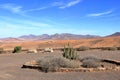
[101,47,108,50]
[0,48,3,54]
[81,56,100,62]
[62,43,78,60]
[117,47,120,50]
[81,56,101,68]
[36,56,80,72]
[77,46,89,51]
[13,46,22,53]
[101,47,117,51]
[108,47,117,51]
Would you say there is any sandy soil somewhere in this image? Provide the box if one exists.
[0,50,120,80]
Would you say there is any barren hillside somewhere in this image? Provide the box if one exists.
[0,36,120,50]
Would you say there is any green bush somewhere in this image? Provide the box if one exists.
[81,56,101,68]
[0,48,3,54]
[13,46,22,53]
[62,43,78,60]
[36,56,80,72]
[77,46,89,51]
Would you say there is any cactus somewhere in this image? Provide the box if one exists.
[62,43,78,60]
[13,46,22,53]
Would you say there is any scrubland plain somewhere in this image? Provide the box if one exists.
[0,36,120,80]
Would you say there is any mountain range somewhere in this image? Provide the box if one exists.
[19,33,100,40]
[0,32,120,41]
[19,32,120,40]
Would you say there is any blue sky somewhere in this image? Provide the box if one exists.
[0,0,120,38]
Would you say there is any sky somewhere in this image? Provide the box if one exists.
[0,0,120,38]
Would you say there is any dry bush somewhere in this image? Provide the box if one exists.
[81,56,102,68]
[117,47,120,50]
[36,56,80,72]
[0,48,3,54]
[101,47,117,51]
[77,46,89,51]
[109,47,117,51]
[12,46,22,53]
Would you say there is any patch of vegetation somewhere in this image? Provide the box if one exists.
[77,46,89,51]
[81,56,102,68]
[117,47,120,50]
[62,43,79,60]
[0,48,4,54]
[109,47,117,51]
[101,47,117,51]
[12,46,22,53]
[36,56,80,72]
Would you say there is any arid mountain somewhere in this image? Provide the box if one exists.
[0,32,120,50]
[19,33,100,40]
[106,32,120,37]
[19,34,38,39]
[3,32,120,40]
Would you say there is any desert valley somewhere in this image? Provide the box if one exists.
[0,32,120,80]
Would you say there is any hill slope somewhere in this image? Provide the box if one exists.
[0,36,120,50]
[107,32,120,37]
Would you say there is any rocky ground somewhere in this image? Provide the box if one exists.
[0,50,120,80]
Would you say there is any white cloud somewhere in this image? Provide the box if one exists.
[0,0,82,15]
[0,3,23,14]
[52,1,64,7]
[23,20,50,27]
[0,3,48,15]
[24,0,82,12]
[59,0,81,9]
[87,10,113,17]
[0,16,51,28]
[23,7,48,13]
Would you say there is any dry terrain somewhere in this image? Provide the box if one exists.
[0,36,120,50]
[0,36,120,80]
[0,50,120,80]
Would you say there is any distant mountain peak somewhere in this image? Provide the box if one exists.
[107,32,120,37]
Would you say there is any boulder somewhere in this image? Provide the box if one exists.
[44,48,53,52]
[27,49,38,53]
